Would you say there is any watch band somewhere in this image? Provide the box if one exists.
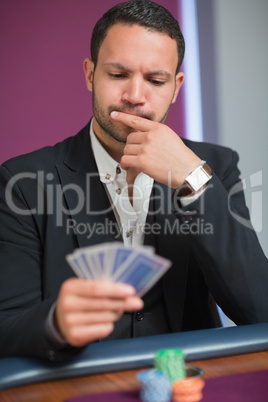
[177,161,212,197]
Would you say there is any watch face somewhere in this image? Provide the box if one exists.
[187,166,210,192]
[177,162,212,196]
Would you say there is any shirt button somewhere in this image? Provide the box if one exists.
[116,188,122,195]
[126,230,132,238]
[116,166,121,174]
[136,312,144,321]
[105,173,111,180]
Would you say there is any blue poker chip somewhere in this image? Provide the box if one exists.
[137,369,172,402]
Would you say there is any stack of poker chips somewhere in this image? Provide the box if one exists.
[155,348,186,383]
[137,369,172,402]
[137,348,205,402]
[172,377,205,402]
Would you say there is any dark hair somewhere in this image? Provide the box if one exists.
[90,0,185,73]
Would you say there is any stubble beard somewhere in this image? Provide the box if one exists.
[92,89,172,145]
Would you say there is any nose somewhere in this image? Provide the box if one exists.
[121,76,146,105]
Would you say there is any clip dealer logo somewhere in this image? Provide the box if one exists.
[228,170,263,232]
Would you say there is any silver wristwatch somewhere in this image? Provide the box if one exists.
[177,160,212,197]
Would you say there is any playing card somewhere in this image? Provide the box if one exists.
[106,243,155,278]
[66,254,92,279]
[112,251,171,296]
[72,243,110,279]
[66,242,171,296]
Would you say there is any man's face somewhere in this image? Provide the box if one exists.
[85,24,183,148]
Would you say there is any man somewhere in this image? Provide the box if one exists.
[0,0,267,361]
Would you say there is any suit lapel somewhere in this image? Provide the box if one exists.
[56,123,121,248]
[144,182,190,332]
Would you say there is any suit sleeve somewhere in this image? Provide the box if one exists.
[0,164,83,360]
[174,149,268,325]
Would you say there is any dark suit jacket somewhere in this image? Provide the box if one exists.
[0,121,267,361]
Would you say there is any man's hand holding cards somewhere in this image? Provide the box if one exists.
[54,243,171,347]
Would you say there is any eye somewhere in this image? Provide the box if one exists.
[149,79,165,86]
[108,73,126,79]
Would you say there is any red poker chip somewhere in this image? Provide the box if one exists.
[172,377,205,394]
[172,377,205,401]
[172,391,203,402]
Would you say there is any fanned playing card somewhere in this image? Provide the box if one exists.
[66,242,171,296]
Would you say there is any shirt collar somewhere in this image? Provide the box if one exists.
[89,118,121,184]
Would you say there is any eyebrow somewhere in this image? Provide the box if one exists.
[103,62,171,78]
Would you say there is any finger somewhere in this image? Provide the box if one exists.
[121,154,144,171]
[125,296,144,311]
[83,295,143,311]
[126,131,146,144]
[61,278,136,299]
[123,143,141,156]
[60,294,142,312]
[59,295,129,312]
[111,111,155,132]
[67,323,115,346]
[62,310,124,326]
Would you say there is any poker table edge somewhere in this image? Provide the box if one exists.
[0,322,268,391]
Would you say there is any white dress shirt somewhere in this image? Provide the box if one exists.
[90,119,154,247]
[90,119,205,243]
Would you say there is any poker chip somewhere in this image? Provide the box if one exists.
[137,369,172,402]
[172,392,203,402]
[137,349,204,402]
[172,377,205,402]
[154,348,186,383]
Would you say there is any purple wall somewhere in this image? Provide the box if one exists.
[0,0,185,164]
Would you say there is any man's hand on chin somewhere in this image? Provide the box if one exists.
[111,111,201,188]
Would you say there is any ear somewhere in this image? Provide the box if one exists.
[83,58,94,92]
[172,72,184,104]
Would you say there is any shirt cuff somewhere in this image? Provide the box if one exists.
[45,302,68,348]
[180,186,207,207]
